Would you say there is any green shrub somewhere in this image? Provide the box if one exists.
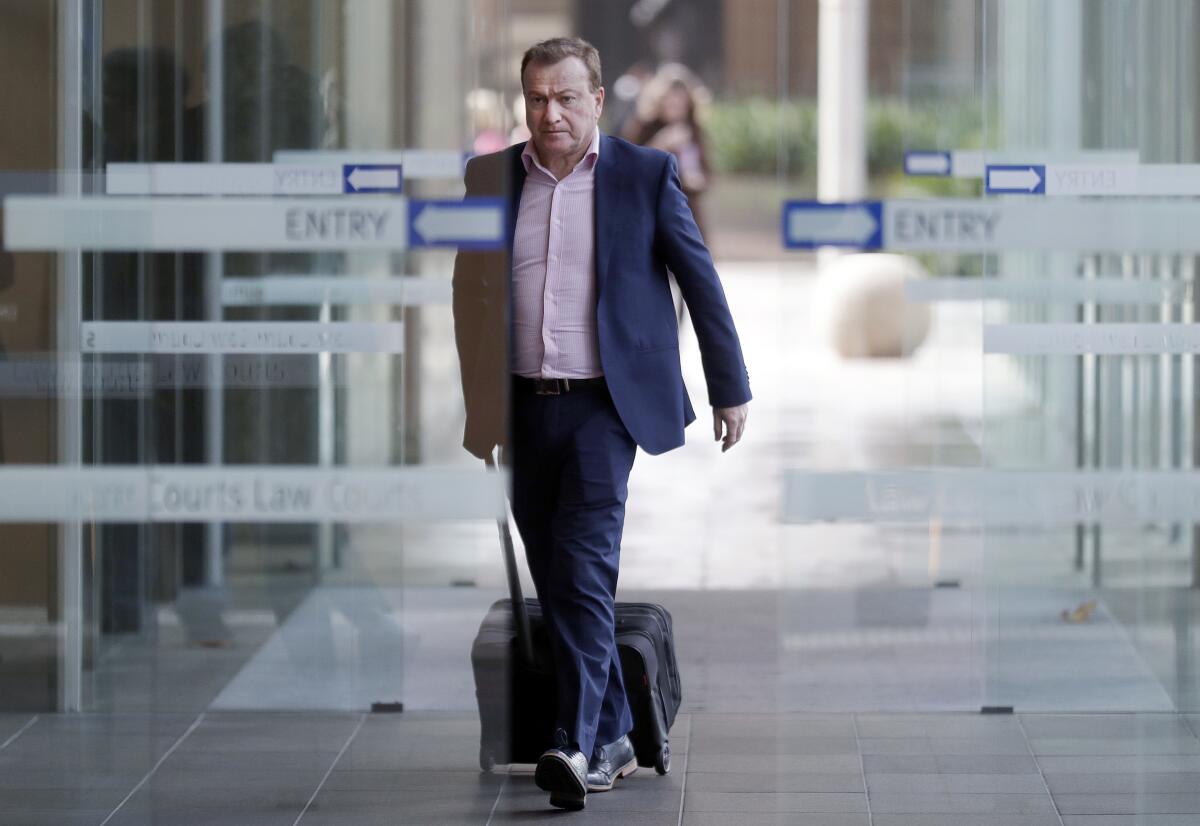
[703,97,983,187]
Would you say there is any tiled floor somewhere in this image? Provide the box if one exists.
[3,710,1200,824]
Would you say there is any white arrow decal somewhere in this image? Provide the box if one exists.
[347,167,400,191]
[413,204,503,243]
[905,153,951,175]
[787,206,878,246]
[988,166,1042,192]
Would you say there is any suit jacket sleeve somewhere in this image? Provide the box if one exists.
[653,154,752,409]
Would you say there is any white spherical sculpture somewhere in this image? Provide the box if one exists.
[814,253,932,358]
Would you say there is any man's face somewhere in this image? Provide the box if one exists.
[522,57,604,164]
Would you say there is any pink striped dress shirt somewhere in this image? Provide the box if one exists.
[511,129,603,379]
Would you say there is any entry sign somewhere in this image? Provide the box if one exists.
[3,196,506,251]
[343,164,403,194]
[782,201,884,250]
[985,165,1046,195]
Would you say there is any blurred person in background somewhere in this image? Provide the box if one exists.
[468,88,510,155]
[621,63,712,242]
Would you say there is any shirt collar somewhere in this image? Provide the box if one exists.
[521,128,601,177]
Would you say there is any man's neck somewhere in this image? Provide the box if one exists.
[534,136,594,181]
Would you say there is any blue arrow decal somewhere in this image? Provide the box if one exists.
[343,164,404,194]
[782,201,883,250]
[409,198,506,250]
[985,165,1045,195]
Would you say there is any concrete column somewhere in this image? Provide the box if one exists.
[344,0,394,150]
[817,0,868,203]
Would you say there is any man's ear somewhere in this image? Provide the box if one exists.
[595,86,605,116]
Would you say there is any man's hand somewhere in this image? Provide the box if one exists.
[713,404,748,453]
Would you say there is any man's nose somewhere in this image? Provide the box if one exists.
[545,101,563,122]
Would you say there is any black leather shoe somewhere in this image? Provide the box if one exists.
[535,748,588,810]
[587,734,638,792]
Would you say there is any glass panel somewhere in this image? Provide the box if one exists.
[2,0,1199,822]
[1,1,511,820]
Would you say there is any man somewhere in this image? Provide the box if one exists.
[453,37,750,811]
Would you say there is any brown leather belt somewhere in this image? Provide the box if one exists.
[512,375,607,396]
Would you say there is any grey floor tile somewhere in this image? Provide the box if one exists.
[690,714,857,739]
[333,751,482,773]
[1061,817,1200,825]
[297,814,488,826]
[110,782,315,813]
[0,787,130,812]
[683,790,868,813]
[685,770,864,793]
[1029,736,1200,756]
[0,769,144,791]
[138,772,325,799]
[0,813,112,826]
[493,813,678,826]
[106,808,302,826]
[860,736,1030,756]
[934,755,1043,774]
[154,749,339,773]
[174,730,350,754]
[1044,771,1200,794]
[856,714,1022,739]
[869,793,1057,815]
[689,733,859,755]
[865,773,1048,794]
[26,714,198,737]
[1020,714,1194,739]
[864,754,1040,774]
[0,750,162,775]
[0,714,39,746]
[686,753,863,773]
[304,787,500,815]
[1053,794,1200,815]
[1,733,183,756]
[499,781,680,814]
[1037,755,1200,774]
[873,817,1062,826]
[354,715,481,738]
[200,711,361,725]
[683,815,869,826]
[321,769,506,792]
[863,754,939,773]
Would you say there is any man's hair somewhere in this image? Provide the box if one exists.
[521,37,602,92]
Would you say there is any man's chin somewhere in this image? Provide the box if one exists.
[536,135,572,152]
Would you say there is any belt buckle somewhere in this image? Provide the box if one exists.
[534,378,563,395]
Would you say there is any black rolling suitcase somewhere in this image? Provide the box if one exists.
[471,516,681,775]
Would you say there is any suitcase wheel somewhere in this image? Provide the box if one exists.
[655,743,671,775]
[479,745,497,773]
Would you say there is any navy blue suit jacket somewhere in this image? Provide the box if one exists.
[453,133,750,456]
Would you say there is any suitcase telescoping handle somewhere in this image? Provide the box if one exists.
[486,453,535,667]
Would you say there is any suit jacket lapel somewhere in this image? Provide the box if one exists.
[594,133,621,296]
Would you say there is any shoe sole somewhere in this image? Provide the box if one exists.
[587,757,639,792]
[535,754,587,810]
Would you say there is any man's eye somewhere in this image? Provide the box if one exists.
[562,97,575,104]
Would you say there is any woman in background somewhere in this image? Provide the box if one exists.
[622,63,713,243]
